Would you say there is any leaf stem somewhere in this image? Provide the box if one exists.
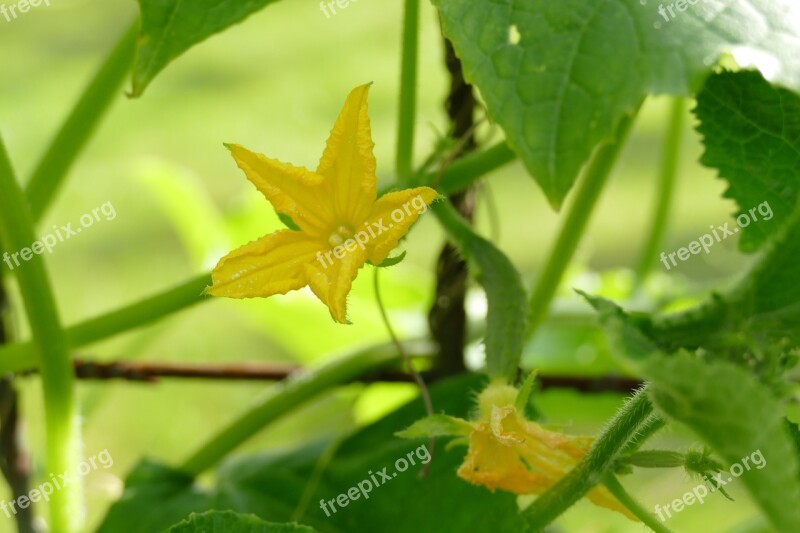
[410,141,516,194]
[25,22,137,222]
[634,98,684,288]
[523,387,653,529]
[179,344,404,476]
[0,138,80,532]
[527,109,639,338]
[396,0,420,181]
[603,474,673,533]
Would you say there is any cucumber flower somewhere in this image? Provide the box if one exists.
[209,84,437,323]
[398,381,637,520]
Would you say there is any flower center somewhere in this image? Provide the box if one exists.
[327,225,354,248]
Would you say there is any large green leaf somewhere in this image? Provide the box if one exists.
[97,374,527,533]
[133,0,283,97]
[646,354,800,532]
[165,511,317,533]
[695,70,800,251]
[432,0,800,207]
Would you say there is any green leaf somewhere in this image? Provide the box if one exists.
[432,0,800,207]
[133,0,283,97]
[277,212,302,232]
[165,511,317,533]
[432,202,528,380]
[395,414,473,439]
[650,204,800,360]
[371,251,407,268]
[695,70,800,251]
[98,374,527,533]
[645,354,800,531]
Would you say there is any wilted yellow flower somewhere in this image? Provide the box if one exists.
[209,84,437,323]
[457,400,635,519]
[398,381,637,521]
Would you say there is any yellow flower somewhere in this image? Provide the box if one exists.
[209,84,437,323]
[457,401,636,520]
[398,381,637,521]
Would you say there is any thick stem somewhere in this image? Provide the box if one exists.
[0,139,79,532]
[395,0,420,181]
[527,110,639,338]
[523,387,653,529]
[634,98,684,288]
[25,22,137,222]
[179,345,403,476]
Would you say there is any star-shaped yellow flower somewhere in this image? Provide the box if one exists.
[209,84,437,323]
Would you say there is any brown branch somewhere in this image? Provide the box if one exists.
[0,282,37,533]
[427,37,479,378]
[15,359,644,393]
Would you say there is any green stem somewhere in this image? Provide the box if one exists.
[524,387,653,529]
[0,274,211,374]
[25,22,137,222]
[527,109,639,337]
[633,98,684,288]
[603,474,673,533]
[395,0,420,182]
[429,142,516,194]
[0,139,80,532]
[180,344,404,476]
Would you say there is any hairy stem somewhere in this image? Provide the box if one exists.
[527,109,639,338]
[634,98,684,288]
[0,138,80,532]
[524,387,653,529]
[25,22,137,222]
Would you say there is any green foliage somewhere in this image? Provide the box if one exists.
[133,0,283,96]
[696,70,800,251]
[99,374,527,533]
[433,0,800,207]
[395,414,473,438]
[165,511,317,533]
[646,354,800,531]
[6,0,800,531]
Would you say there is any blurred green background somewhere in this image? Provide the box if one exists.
[0,0,764,531]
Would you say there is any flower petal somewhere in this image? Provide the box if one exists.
[317,84,377,226]
[304,244,368,324]
[210,230,322,298]
[457,405,637,521]
[227,144,332,236]
[362,187,438,265]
